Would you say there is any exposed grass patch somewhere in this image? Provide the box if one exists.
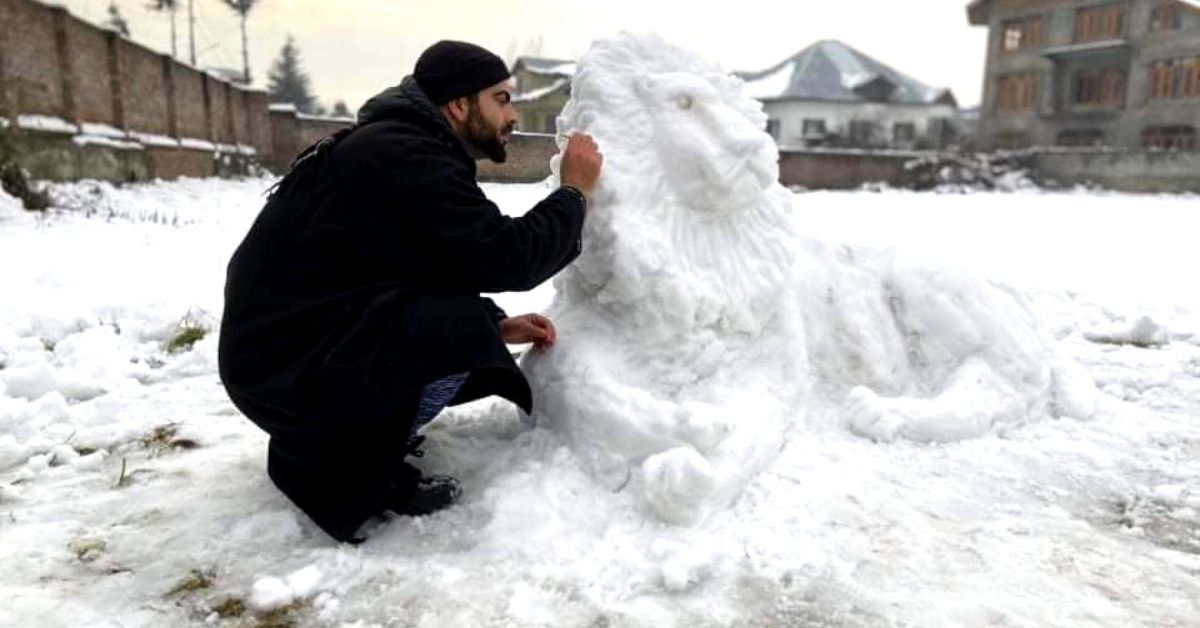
[252,603,305,628]
[140,423,200,453]
[166,324,208,354]
[211,596,247,619]
[167,568,216,596]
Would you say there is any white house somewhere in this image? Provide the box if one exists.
[737,40,961,149]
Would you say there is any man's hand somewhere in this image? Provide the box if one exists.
[499,313,557,349]
[560,133,603,199]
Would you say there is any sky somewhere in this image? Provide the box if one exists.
[57,0,989,111]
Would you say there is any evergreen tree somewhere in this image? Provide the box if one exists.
[267,35,317,114]
[105,2,131,37]
[220,0,261,84]
[330,100,351,118]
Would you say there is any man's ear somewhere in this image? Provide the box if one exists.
[442,96,470,125]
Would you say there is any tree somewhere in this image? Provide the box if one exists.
[330,100,351,118]
[267,35,317,114]
[105,2,131,37]
[147,0,178,58]
[220,0,261,84]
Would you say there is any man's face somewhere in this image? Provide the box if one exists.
[463,79,518,163]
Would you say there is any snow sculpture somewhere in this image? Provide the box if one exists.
[524,33,1098,525]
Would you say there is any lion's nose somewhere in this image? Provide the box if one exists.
[706,106,769,157]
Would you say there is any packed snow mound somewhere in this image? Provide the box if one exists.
[526,33,1098,526]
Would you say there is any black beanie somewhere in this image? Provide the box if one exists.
[414,40,511,105]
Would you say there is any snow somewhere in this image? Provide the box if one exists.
[513,78,570,103]
[17,114,79,135]
[741,61,793,100]
[72,135,143,150]
[180,138,217,151]
[79,123,127,139]
[0,43,1198,628]
[129,132,182,148]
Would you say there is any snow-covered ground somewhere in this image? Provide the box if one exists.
[0,177,1198,627]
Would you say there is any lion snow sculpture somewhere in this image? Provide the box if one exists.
[523,33,1098,526]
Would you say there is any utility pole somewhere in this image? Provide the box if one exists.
[188,0,196,65]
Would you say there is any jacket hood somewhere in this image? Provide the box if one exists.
[357,77,452,135]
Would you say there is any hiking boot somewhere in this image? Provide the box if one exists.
[383,435,462,516]
[395,474,462,516]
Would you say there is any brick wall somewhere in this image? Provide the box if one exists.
[207,76,230,145]
[120,42,170,136]
[64,15,115,126]
[245,90,271,159]
[478,133,558,182]
[173,66,208,140]
[0,0,279,180]
[1,0,64,117]
[778,149,925,189]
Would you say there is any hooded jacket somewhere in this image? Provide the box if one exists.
[218,77,585,541]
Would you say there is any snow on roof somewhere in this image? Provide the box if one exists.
[737,40,950,105]
[513,78,570,103]
[514,57,576,77]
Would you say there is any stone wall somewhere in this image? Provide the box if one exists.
[1032,149,1200,193]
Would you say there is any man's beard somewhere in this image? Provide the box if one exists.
[464,106,512,163]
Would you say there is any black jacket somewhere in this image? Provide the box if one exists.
[218,77,585,541]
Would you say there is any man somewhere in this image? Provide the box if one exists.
[218,41,602,543]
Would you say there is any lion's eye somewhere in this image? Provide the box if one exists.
[676,95,693,110]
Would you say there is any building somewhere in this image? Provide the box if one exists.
[736,40,960,150]
[511,56,574,134]
[968,0,1200,150]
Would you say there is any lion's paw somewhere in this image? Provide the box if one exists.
[673,402,735,453]
[642,446,718,525]
[845,386,904,443]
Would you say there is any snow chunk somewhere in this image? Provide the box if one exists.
[1,359,59,400]
[1085,315,1170,348]
[250,565,323,611]
[249,577,293,611]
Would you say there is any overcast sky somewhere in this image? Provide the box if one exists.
[59,0,989,110]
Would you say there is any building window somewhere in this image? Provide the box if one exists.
[1149,2,1182,32]
[544,113,557,134]
[849,120,876,145]
[1074,3,1125,43]
[996,73,1038,110]
[765,119,781,140]
[994,132,1031,149]
[893,123,916,143]
[1002,16,1043,53]
[801,119,826,137]
[1073,68,1125,107]
[1141,125,1197,149]
[1150,57,1200,99]
[1057,129,1106,147]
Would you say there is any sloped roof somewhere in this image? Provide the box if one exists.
[736,40,954,106]
[512,56,576,77]
[513,78,570,103]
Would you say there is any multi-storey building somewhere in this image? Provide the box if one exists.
[969,0,1200,149]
